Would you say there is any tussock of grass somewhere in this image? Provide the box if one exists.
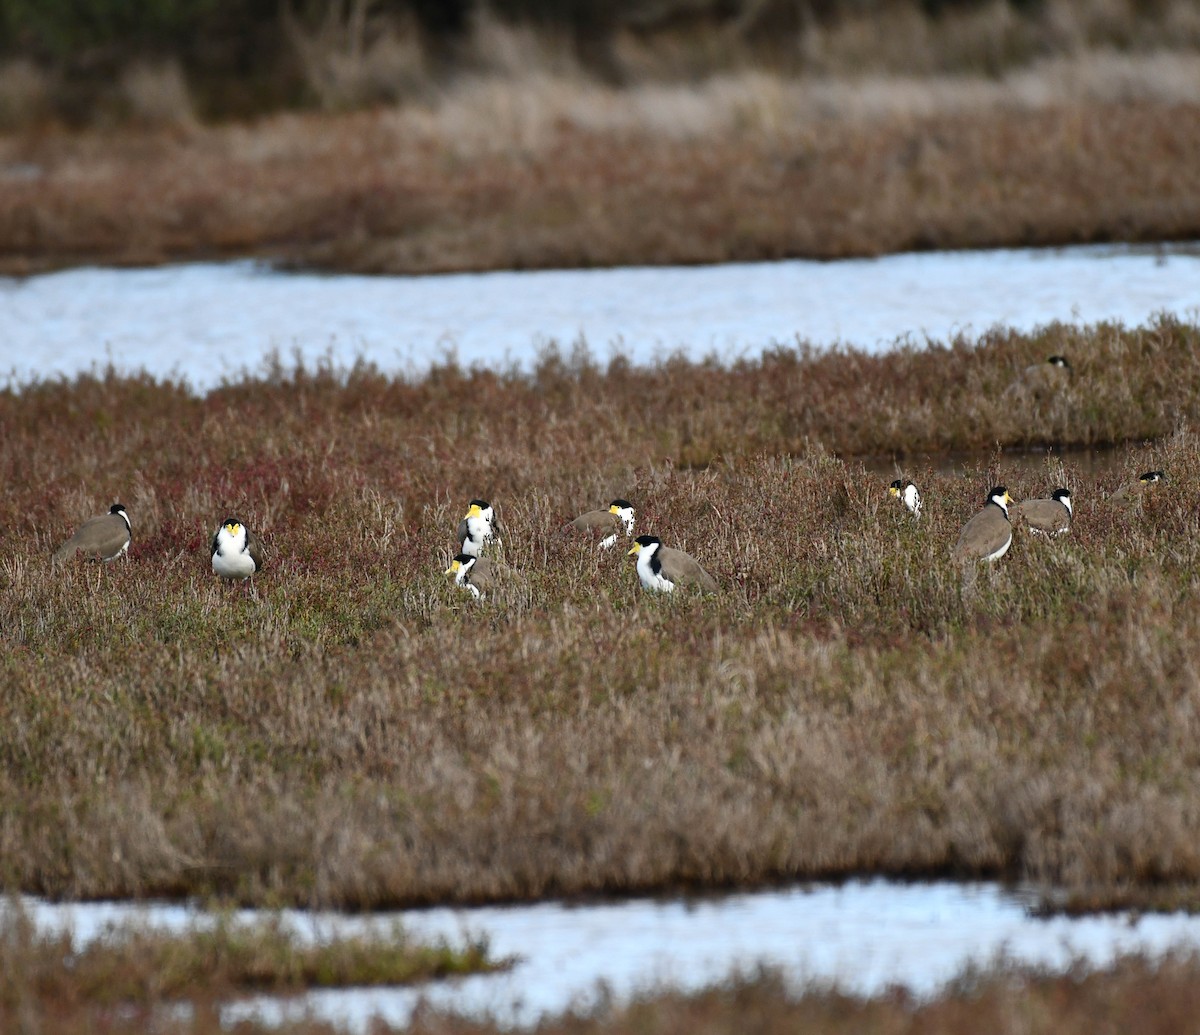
[0,907,497,1003]
[3,324,1200,911]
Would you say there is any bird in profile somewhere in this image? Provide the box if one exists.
[953,486,1014,562]
[457,499,496,558]
[1014,488,1073,536]
[53,503,131,564]
[888,479,921,518]
[627,534,717,593]
[1111,470,1165,509]
[211,517,265,582]
[445,553,496,600]
[568,499,635,549]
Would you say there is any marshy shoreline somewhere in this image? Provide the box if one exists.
[7,53,1200,278]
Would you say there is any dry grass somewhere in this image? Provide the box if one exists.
[0,906,498,1005]
[4,55,1200,274]
[8,949,1200,1034]
[2,321,1200,912]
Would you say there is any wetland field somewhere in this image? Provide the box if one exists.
[7,319,1200,1026]
[9,5,1200,1021]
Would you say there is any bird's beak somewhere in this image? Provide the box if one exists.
[627,543,640,556]
[444,561,460,575]
[609,505,620,514]
[888,487,899,498]
[467,505,482,517]
[1004,492,1014,505]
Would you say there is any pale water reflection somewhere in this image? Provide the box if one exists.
[16,880,1200,1031]
[2,243,1199,391]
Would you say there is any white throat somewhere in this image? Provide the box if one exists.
[636,546,675,593]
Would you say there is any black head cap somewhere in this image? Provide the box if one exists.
[1047,355,1071,368]
[220,516,243,527]
[889,479,904,491]
[987,485,1008,501]
[633,534,662,548]
[1139,471,1165,483]
[1052,488,1071,501]
[109,503,127,514]
[452,552,476,566]
[610,499,633,510]
[468,499,491,509]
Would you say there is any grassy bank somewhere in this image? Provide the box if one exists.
[0,906,499,1003]
[7,951,1200,1034]
[2,319,1200,911]
[6,56,1200,275]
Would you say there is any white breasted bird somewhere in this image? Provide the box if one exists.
[457,499,496,558]
[1014,488,1073,536]
[888,479,922,518]
[568,499,635,549]
[53,503,131,564]
[627,534,718,594]
[445,553,496,599]
[953,486,1014,562]
[211,517,265,581]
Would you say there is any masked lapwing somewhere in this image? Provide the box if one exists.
[568,499,635,549]
[53,503,131,564]
[953,486,1014,562]
[444,553,496,600]
[1014,488,1072,536]
[211,517,265,582]
[1111,470,1165,507]
[457,499,496,558]
[888,479,922,518]
[1006,354,1072,400]
[627,534,718,593]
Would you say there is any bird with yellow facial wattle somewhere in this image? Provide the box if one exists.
[211,516,265,583]
[444,553,497,600]
[953,486,1014,563]
[627,534,717,594]
[567,499,635,549]
[888,479,921,518]
[457,499,497,558]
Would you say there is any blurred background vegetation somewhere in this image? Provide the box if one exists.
[1,0,1197,127]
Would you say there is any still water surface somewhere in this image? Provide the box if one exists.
[3,243,1199,390]
[16,879,1200,1031]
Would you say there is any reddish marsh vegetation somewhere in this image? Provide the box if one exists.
[5,68,1200,275]
[3,320,1200,913]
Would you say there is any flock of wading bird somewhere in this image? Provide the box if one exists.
[47,474,1170,598]
[45,357,1166,594]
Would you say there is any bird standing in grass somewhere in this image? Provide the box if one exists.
[628,534,717,593]
[953,486,1014,562]
[1111,470,1165,510]
[53,503,131,564]
[1014,488,1073,536]
[1006,355,1072,400]
[888,479,921,518]
[458,499,496,558]
[445,553,496,600]
[211,517,264,583]
[568,499,635,549]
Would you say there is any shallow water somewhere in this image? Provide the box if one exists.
[3,244,1199,391]
[16,879,1200,1031]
